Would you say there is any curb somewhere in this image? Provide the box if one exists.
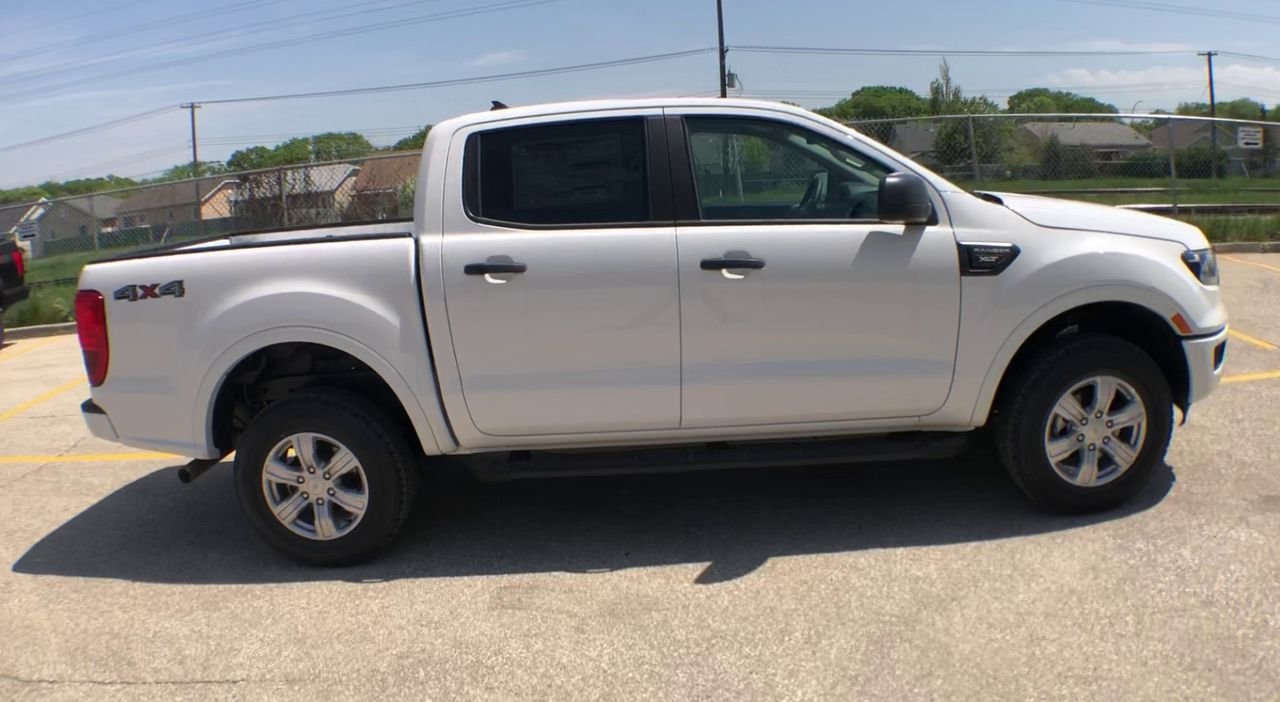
[4,322,77,340]
[1214,241,1280,253]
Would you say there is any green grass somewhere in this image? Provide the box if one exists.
[2,284,75,328]
[1182,214,1280,242]
[954,176,1280,206]
[25,250,96,284]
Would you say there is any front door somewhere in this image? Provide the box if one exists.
[441,116,681,436]
[671,113,961,427]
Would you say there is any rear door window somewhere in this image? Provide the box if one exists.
[465,118,650,226]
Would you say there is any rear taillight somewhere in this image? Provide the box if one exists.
[75,290,109,386]
[11,247,23,278]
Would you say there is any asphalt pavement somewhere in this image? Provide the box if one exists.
[0,254,1278,701]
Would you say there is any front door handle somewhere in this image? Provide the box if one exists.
[700,257,765,271]
[464,262,528,275]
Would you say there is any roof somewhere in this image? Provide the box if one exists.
[0,203,33,233]
[58,195,123,219]
[432,97,822,133]
[117,177,239,213]
[235,164,359,198]
[1020,122,1151,148]
[887,123,939,154]
[352,153,420,193]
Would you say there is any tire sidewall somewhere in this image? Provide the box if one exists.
[234,396,408,565]
[1009,340,1173,511]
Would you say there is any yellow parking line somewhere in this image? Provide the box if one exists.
[0,451,179,465]
[1221,255,1280,275]
[0,336,60,363]
[0,378,86,422]
[1229,329,1278,351]
[1223,370,1280,385]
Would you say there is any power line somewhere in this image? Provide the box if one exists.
[1218,51,1280,64]
[0,0,296,64]
[1,0,563,100]
[731,45,1195,57]
[0,0,455,88]
[201,48,716,104]
[0,106,178,154]
[1055,0,1280,24]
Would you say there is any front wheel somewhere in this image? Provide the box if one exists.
[995,334,1173,513]
[234,389,417,566]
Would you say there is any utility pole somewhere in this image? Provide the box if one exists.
[1198,51,1219,179]
[182,102,203,221]
[716,0,727,98]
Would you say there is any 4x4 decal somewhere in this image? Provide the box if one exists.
[114,280,185,302]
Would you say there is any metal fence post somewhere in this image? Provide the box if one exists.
[967,116,981,182]
[278,168,289,228]
[88,194,99,250]
[1165,116,1179,215]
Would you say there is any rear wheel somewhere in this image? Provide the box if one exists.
[234,389,417,566]
[995,334,1172,513]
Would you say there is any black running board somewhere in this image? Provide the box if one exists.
[464,432,971,481]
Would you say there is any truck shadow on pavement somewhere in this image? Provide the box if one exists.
[13,453,1175,585]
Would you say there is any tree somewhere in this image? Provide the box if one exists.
[225,132,375,172]
[225,145,276,172]
[816,86,928,143]
[1007,88,1117,115]
[1176,98,1274,121]
[927,60,1008,169]
[391,126,432,152]
[150,162,228,182]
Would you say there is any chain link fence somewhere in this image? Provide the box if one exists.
[2,113,1278,271]
[0,150,420,266]
[845,113,1280,212]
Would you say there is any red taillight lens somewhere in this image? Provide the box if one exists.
[11,247,23,278]
[75,290,109,387]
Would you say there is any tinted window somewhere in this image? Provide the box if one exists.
[685,117,891,221]
[467,118,649,226]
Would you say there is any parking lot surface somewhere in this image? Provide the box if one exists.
[1,255,1278,701]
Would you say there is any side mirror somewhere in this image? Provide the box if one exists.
[878,172,935,225]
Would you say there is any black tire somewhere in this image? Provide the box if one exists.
[995,333,1173,513]
[233,389,417,566]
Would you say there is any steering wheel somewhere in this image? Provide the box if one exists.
[795,171,828,215]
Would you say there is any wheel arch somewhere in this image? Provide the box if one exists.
[972,287,1191,426]
[196,327,445,459]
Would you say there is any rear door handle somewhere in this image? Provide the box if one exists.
[700,257,765,271]
[464,262,527,275]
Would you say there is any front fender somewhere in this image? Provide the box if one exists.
[967,284,1195,425]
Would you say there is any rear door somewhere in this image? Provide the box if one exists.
[439,112,681,437]
[668,110,961,427]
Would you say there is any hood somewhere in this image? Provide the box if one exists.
[979,191,1208,250]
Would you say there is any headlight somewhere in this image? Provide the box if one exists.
[1181,249,1220,286]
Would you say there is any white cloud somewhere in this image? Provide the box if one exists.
[466,50,528,68]
[1044,63,1280,100]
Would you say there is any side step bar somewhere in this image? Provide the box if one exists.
[469,432,970,481]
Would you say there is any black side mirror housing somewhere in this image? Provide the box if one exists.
[878,172,935,225]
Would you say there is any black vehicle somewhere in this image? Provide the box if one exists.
[0,239,29,346]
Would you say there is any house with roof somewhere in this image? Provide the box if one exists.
[1018,122,1152,163]
[9,196,123,259]
[346,153,420,221]
[0,203,36,253]
[233,163,360,229]
[1147,120,1280,175]
[116,177,241,230]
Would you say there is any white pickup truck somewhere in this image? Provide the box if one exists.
[75,98,1228,564]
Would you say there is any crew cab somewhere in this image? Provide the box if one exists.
[75,99,1228,564]
[0,238,29,346]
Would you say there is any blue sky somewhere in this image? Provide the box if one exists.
[1,0,1278,187]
